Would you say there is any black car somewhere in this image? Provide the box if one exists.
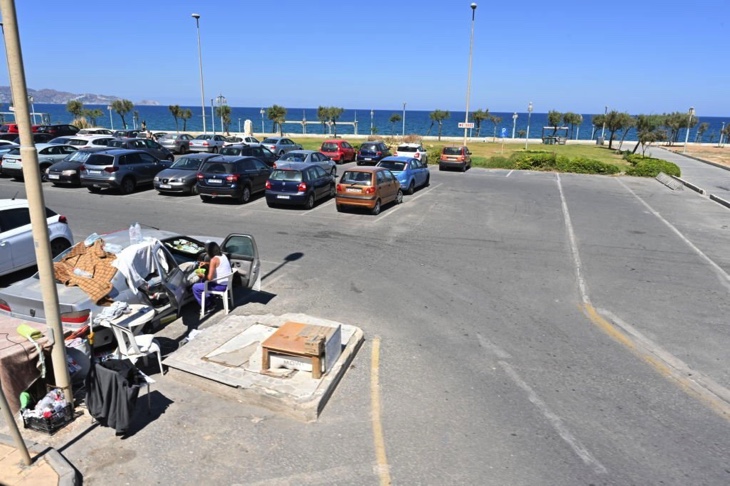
[36,124,80,137]
[106,137,174,161]
[11,133,55,144]
[265,162,335,209]
[357,141,391,166]
[46,147,110,186]
[219,144,277,166]
[196,156,271,204]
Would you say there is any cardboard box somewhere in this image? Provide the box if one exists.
[267,322,342,375]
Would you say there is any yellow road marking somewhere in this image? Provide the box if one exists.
[370,336,391,485]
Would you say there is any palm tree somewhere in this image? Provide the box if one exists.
[215,105,232,134]
[563,112,582,139]
[181,109,192,131]
[471,109,489,137]
[66,100,83,118]
[488,115,502,141]
[111,99,134,129]
[429,110,450,140]
[267,105,287,135]
[169,105,181,131]
[695,122,709,143]
[329,107,344,137]
[317,106,330,134]
[389,114,401,134]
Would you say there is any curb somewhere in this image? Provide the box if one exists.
[710,194,730,209]
[669,175,706,195]
[0,433,79,486]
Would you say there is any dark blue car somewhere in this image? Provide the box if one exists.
[265,162,335,209]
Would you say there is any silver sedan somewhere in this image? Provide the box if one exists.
[159,133,194,154]
[274,150,337,176]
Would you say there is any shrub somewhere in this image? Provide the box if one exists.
[482,156,514,169]
[626,159,681,177]
[556,157,620,174]
[510,151,558,170]
[427,147,441,165]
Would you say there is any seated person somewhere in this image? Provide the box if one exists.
[192,242,230,313]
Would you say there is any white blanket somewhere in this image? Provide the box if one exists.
[111,240,158,295]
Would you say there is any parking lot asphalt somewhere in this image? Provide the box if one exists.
[1,155,730,485]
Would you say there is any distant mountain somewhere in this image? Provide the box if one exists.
[0,86,159,106]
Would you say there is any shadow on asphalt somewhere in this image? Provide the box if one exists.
[123,390,174,439]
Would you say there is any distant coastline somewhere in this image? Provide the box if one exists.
[0,86,158,106]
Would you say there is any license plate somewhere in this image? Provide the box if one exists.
[207,179,222,184]
[89,170,101,175]
[364,158,372,161]
[346,188,360,193]
[159,184,172,189]
[276,195,290,199]
[48,174,60,180]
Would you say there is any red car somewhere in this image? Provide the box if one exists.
[0,123,40,133]
[320,139,355,164]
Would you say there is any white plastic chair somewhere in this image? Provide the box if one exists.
[200,269,237,318]
[109,321,164,375]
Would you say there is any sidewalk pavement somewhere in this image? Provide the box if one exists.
[648,146,730,203]
[0,433,77,485]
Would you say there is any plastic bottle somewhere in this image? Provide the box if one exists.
[134,222,142,243]
[129,222,142,244]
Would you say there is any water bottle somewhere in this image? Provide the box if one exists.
[134,222,142,243]
[129,222,142,244]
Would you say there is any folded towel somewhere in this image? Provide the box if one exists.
[17,323,43,340]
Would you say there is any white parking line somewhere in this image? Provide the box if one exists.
[506,170,514,177]
[373,183,442,222]
[302,198,335,215]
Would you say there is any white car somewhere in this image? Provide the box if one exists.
[394,143,429,165]
[77,127,113,135]
[1,143,78,181]
[223,135,260,147]
[0,199,74,276]
[61,135,115,148]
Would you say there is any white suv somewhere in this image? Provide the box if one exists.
[0,199,74,276]
[395,143,429,164]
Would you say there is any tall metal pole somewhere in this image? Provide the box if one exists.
[1,0,72,413]
[210,98,215,134]
[192,13,207,133]
[370,109,374,135]
[719,122,725,147]
[524,102,533,149]
[260,108,265,134]
[463,3,477,147]
[512,112,518,139]
[107,105,113,130]
[402,102,406,136]
[683,107,694,154]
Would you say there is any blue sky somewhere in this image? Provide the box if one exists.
[4,0,729,115]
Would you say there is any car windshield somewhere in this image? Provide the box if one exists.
[443,147,463,155]
[170,157,203,170]
[270,169,302,182]
[201,162,236,173]
[262,138,279,144]
[280,153,306,162]
[360,144,377,151]
[195,135,212,140]
[6,148,19,156]
[67,139,88,146]
[84,154,115,166]
[66,151,94,162]
[341,171,372,186]
[321,143,338,151]
[379,161,406,172]
[219,147,242,156]
[107,140,125,148]
[397,146,417,152]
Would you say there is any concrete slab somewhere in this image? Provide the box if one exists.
[162,313,364,421]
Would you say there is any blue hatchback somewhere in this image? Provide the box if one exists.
[376,156,430,194]
[265,162,335,209]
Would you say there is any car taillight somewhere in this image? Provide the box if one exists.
[376,151,382,157]
[297,182,307,192]
[226,174,239,182]
[364,186,376,194]
[273,163,277,169]
[103,166,119,173]
[0,299,10,312]
[196,173,203,180]
[458,156,465,162]
[414,152,420,158]
[61,310,90,325]
[265,180,271,189]
[202,142,209,146]
[58,215,68,224]
[336,184,343,191]
[79,164,85,171]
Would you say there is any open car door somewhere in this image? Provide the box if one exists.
[221,234,261,291]
[151,241,187,316]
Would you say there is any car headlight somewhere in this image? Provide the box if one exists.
[154,176,159,181]
[61,170,76,176]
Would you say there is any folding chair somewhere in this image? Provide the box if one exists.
[109,321,164,375]
[200,269,237,318]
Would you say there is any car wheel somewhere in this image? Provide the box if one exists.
[439,164,444,171]
[329,183,336,198]
[462,164,467,172]
[191,184,199,195]
[425,175,430,187]
[371,199,381,215]
[180,145,187,155]
[50,238,71,257]
[119,177,135,195]
[395,189,403,205]
[267,202,277,208]
[407,181,415,195]
[240,185,251,204]
[40,165,51,182]
[304,193,315,210]
[336,204,344,213]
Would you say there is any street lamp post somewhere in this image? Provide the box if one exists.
[191,13,207,133]
[463,3,477,147]
[524,102,533,149]
[719,122,726,147]
[210,98,215,134]
[107,104,113,130]
[216,93,226,133]
[600,105,607,141]
[512,112,518,139]
[28,95,35,124]
[238,118,241,133]
[260,108,265,134]
[402,102,406,136]
[683,107,695,154]
[370,109,374,134]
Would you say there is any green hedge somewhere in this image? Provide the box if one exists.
[556,157,620,174]
[624,154,681,177]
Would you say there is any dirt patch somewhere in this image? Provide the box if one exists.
[666,145,730,168]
